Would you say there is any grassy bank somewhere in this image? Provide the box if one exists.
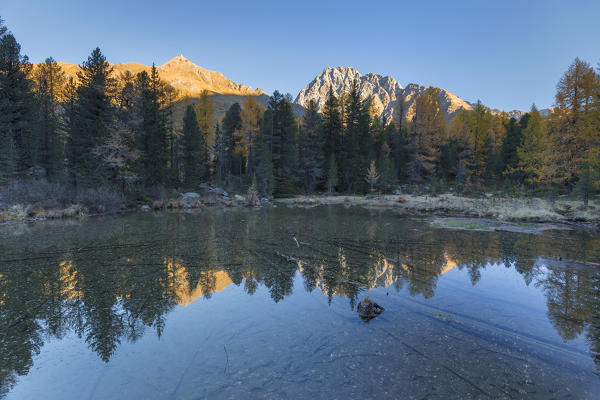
[277,194,600,225]
[0,180,264,224]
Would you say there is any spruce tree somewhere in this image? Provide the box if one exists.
[269,92,298,196]
[299,100,323,193]
[134,66,169,187]
[342,80,363,192]
[221,102,242,181]
[67,47,115,187]
[33,57,66,180]
[500,117,522,177]
[322,86,342,163]
[0,128,16,184]
[377,142,397,193]
[327,154,338,193]
[0,26,34,174]
[182,105,204,188]
[214,121,225,184]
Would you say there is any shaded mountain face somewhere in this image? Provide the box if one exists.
[295,66,473,121]
[50,55,265,97]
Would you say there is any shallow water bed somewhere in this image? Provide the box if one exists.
[1,206,599,399]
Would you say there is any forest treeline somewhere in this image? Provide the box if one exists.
[1,16,599,203]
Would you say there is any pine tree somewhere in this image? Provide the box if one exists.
[182,105,204,188]
[327,154,338,193]
[221,102,242,182]
[341,80,363,192]
[500,116,522,177]
[33,57,66,180]
[67,47,115,187]
[0,26,34,174]
[134,66,169,187]
[0,128,16,184]
[214,121,225,184]
[487,113,508,179]
[254,109,275,196]
[322,86,342,164]
[269,92,298,196]
[299,100,323,193]
[377,142,397,193]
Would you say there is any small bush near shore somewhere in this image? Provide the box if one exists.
[0,180,125,220]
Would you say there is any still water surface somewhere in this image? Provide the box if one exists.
[1,205,599,399]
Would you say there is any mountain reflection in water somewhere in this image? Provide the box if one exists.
[0,205,599,399]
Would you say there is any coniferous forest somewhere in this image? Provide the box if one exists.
[1,16,599,210]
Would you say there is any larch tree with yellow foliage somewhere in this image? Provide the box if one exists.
[240,96,265,178]
[516,105,545,190]
[541,58,598,199]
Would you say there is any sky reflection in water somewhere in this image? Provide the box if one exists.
[0,205,599,399]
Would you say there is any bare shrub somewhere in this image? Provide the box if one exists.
[0,179,74,207]
[75,188,125,214]
[0,180,125,215]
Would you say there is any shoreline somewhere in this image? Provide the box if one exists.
[2,193,599,230]
[276,194,600,229]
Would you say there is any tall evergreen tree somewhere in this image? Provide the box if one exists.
[182,105,204,188]
[33,57,66,179]
[214,121,225,184]
[67,47,115,187]
[269,91,299,196]
[135,66,169,187]
[0,22,34,174]
[327,154,338,193]
[299,100,324,193]
[341,80,363,192]
[377,141,397,192]
[322,86,342,163]
[195,90,215,179]
[255,113,275,196]
[500,116,522,176]
[221,102,242,182]
[0,128,16,184]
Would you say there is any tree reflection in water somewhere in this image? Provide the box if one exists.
[0,206,599,396]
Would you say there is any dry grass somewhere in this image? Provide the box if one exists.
[279,194,600,223]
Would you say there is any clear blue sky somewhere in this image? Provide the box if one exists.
[2,0,599,111]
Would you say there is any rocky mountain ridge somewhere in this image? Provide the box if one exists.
[49,55,265,97]
[295,66,474,121]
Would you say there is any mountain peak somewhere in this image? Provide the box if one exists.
[296,66,472,121]
[163,54,193,66]
[296,66,402,118]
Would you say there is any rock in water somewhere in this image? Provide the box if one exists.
[357,296,384,322]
